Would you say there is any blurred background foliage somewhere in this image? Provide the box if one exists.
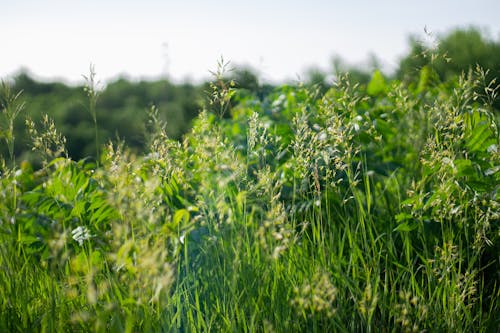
[397,27,500,83]
[1,26,499,165]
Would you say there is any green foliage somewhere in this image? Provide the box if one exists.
[5,71,205,163]
[2,27,500,330]
[397,27,500,110]
[367,70,387,96]
[1,63,499,332]
[5,27,498,167]
[0,81,25,166]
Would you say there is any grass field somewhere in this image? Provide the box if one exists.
[1,64,499,332]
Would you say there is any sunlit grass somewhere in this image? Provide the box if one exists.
[0,64,499,332]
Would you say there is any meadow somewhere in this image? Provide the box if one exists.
[1,60,499,332]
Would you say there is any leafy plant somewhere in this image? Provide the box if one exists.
[0,63,499,332]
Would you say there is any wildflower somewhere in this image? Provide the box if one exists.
[72,226,92,246]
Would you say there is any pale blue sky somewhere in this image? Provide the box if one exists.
[1,0,499,84]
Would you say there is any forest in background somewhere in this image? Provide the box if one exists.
[2,26,500,165]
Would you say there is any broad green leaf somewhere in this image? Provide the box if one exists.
[467,122,493,152]
[71,201,85,219]
[454,159,475,178]
[367,70,387,96]
[393,221,418,232]
[19,235,39,246]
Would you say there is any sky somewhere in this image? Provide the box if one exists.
[1,0,499,84]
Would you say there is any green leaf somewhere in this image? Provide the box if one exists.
[454,159,475,178]
[467,122,493,153]
[90,204,116,227]
[395,212,412,222]
[173,209,190,226]
[393,221,418,232]
[19,235,39,246]
[71,200,86,219]
[374,119,396,139]
[367,70,387,96]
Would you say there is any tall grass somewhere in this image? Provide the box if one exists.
[0,65,498,332]
[83,64,102,164]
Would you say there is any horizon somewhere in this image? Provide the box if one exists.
[2,0,500,85]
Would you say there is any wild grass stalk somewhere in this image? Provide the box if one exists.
[0,64,498,332]
[83,64,101,164]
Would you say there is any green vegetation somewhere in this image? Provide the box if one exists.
[3,71,204,163]
[1,27,499,331]
[1,59,500,332]
[4,27,499,166]
[397,27,500,83]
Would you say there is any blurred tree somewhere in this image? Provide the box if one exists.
[331,55,372,85]
[231,67,260,92]
[397,27,500,84]
[229,66,274,101]
[6,73,205,163]
[305,67,329,94]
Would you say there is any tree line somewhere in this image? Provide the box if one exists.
[1,26,499,165]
